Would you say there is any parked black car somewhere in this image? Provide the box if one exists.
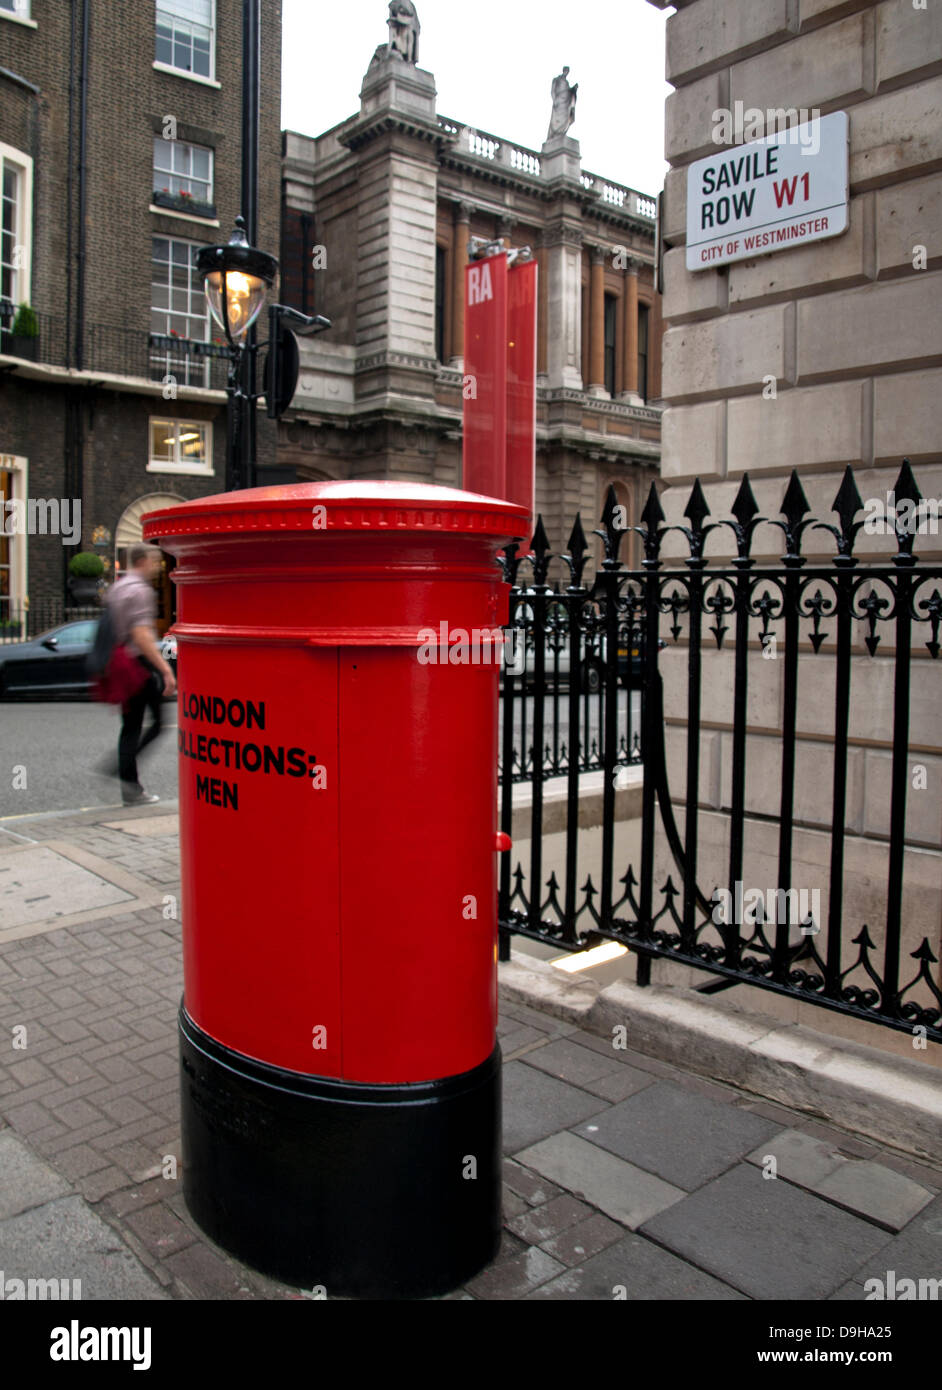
[0,620,98,698]
[517,634,666,693]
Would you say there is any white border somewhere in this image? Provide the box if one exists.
[0,0,36,27]
[152,134,215,208]
[0,141,34,308]
[146,417,214,476]
[152,61,221,88]
[0,452,28,613]
[154,0,217,82]
[148,206,219,227]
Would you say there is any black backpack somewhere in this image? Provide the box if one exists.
[86,606,117,678]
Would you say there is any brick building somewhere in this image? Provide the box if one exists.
[0,0,282,630]
[278,14,664,560]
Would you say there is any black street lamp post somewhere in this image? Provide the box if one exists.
[196,220,331,491]
[196,0,329,492]
[197,218,276,493]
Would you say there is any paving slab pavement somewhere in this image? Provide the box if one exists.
[0,802,940,1302]
[0,1131,165,1300]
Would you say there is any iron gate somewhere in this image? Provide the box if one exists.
[497,461,942,1043]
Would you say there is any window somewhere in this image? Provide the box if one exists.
[153,137,213,207]
[148,419,212,474]
[55,621,98,646]
[150,236,209,386]
[435,246,447,364]
[0,464,12,623]
[1,0,31,18]
[0,456,27,626]
[637,303,649,403]
[603,293,617,398]
[156,0,214,80]
[0,144,32,313]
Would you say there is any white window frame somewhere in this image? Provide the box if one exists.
[0,453,28,620]
[155,0,216,83]
[153,136,214,206]
[0,142,33,313]
[0,0,37,28]
[150,234,211,387]
[147,419,214,476]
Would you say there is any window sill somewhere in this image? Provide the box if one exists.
[0,11,38,28]
[152,61,220,89]
[149,204,220,228]
[147,463,214,477]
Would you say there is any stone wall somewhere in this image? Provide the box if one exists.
[648,0,942,1045]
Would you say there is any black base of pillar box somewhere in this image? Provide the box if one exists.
[178,1006,502,1299]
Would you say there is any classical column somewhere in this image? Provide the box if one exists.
[619,256,642,405]
[450,201,472,368]
[649,285,662,401]
[542,220,584,391]
[536,238,548,380]
[587,245,606,396]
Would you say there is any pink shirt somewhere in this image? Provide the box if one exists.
[105,571,157,659]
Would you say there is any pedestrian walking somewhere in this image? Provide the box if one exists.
[102,543,177,805]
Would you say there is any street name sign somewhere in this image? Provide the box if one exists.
[686,112,849,271]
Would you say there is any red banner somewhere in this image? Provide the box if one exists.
[505,259,537,530]
[462,252,507,502]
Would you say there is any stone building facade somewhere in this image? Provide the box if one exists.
[0,0,282,630]
[278,22,664,562]
[648,0,942,1057]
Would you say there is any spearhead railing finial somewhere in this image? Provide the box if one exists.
[562,514,589,589]
[636,481,666,568]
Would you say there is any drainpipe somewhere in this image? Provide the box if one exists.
[241,0,260,486]
[64,0,90,596]
[75,0,90,371]
[65,0,75,370]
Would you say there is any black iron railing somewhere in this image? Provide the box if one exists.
[499,461,942,1042]
[0,303,231,390]
[0,599,102,644]
[497,579,645,783]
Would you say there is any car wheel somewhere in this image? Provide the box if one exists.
[585,662,602,694]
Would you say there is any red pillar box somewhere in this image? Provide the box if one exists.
[142,481,527,1299]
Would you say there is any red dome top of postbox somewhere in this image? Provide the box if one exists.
[141,480,530,543]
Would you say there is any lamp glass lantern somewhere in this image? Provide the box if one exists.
[197,216,278,348]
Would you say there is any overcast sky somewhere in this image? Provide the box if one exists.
[281,0,671,197]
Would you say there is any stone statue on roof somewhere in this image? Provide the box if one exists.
[387,1,420,64]
[547,66,578,140]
